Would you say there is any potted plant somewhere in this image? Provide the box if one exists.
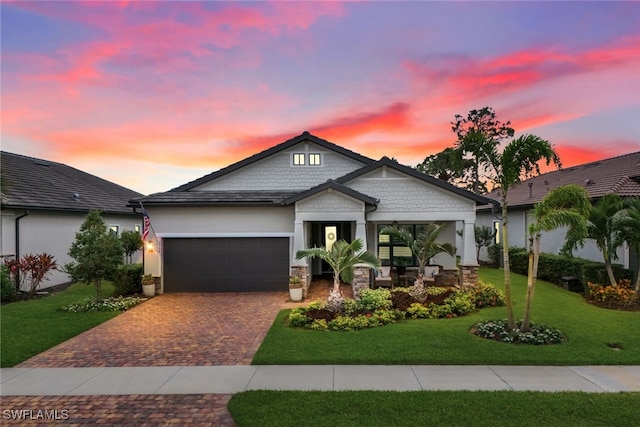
[289,275,303,302]
[395,257,412,276]
[142,274,155,297]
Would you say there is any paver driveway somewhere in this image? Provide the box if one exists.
[17,292,288,368]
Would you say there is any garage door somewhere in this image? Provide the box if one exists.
[163,237,290,292]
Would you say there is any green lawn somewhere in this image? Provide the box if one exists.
[253,268,640,365]
[228,390,640,427]
[1,282,120,367]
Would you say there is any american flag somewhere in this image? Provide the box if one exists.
[142,213,151,241]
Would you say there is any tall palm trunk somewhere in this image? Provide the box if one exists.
[501,198,516,330]
[602,249,618,287]
[522,234,540,332]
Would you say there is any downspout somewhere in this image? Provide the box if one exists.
[14,210,29,291]
[15,210,29,260]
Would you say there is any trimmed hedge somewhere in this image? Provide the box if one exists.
[508,248,633,290]
[112,264,143,296]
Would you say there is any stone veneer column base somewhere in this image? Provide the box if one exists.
[352,266,371,299]
[459,265,479,288]
[290,266,309,298]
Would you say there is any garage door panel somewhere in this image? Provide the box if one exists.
[163,237,289,292]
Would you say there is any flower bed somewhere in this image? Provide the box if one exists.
[585,279,639,310]
[470,319,565,345]
[288,281,505,331]
[60,295,144,313]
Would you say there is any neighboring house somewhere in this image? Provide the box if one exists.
[1,151,143,289]
[476,151,640,275]
[131,131,493,294]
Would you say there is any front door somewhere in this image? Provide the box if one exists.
[310,222,352,276]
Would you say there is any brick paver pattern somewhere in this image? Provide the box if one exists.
[18,293,288,368]
[0,394,235,426]
[7,280,353,425]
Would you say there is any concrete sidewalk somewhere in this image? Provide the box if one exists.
[2,365,639,395]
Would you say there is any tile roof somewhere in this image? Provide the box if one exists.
[1,151,142,214]
[131,191,299,207]
[482,151,640,209]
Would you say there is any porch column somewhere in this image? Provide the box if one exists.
[292,219,306,266]
[461,219,477,266]
[355,219,367,248]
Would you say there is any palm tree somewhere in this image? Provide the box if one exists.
[521,185,590,332]
[611,197,640,292]
[380,223,456,288]
[296,239,380,309]
[566,194,630,287]
[482,133,562,330]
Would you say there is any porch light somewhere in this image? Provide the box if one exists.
[146,241,154,253]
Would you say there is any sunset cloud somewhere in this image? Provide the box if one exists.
[1,1,638,194]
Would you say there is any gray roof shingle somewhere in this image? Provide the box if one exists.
[131,191,299,207]
[482,151,640,209]
[1,151,142,214]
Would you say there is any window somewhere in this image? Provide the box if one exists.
[109,225,120,236]
[134,224,141,233]
[377,224,426,267]
[293,153,305,166]
[309,153,321,166]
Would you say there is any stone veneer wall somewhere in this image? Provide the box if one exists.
[459,265,479,288]
[351,266,371,299]
[290,266,310,298]
[437,269,459,287]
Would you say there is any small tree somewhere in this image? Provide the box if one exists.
[120,230,143,264]
[296,239,379,311]
[521,185,590,332]
[380,223,455,289]
[474,225,495,262]
[65,210,124,301]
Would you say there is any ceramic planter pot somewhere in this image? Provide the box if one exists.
[289,287,303,302]
[142,283,155,297]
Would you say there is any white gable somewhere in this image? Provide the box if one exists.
[296,190,364,213]
[345,166,474,218]
[192,141,367,191]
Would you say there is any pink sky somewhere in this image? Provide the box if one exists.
[2,1,639,194]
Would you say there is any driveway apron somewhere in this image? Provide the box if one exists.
[17,293,288,368]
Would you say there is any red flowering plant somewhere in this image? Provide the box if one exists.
[4,253,57,299]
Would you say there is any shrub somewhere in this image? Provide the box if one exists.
[406,302,429,318]
[4,253,57,298]
[112,264,143,296]
[472,281,506,308]
[487,244,502,267]
[60,296,143,313]
[509,251,633,289]
[586,279,637,306]
[471,319,565,345]
[441,291,476,316]
[357,288,392,311]
[1,265,16,302]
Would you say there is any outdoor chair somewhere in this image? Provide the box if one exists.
[374,266,393,289]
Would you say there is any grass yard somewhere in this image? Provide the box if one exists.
[1,282,120,367]
[253,268,640,365]
[228,390,640,427]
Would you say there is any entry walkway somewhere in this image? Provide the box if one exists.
[2,365,639,395]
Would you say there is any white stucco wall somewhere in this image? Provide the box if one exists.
[146,206,295,235]
[192,142,367,191]
[476,209,630,267]
[1,209,142,289]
